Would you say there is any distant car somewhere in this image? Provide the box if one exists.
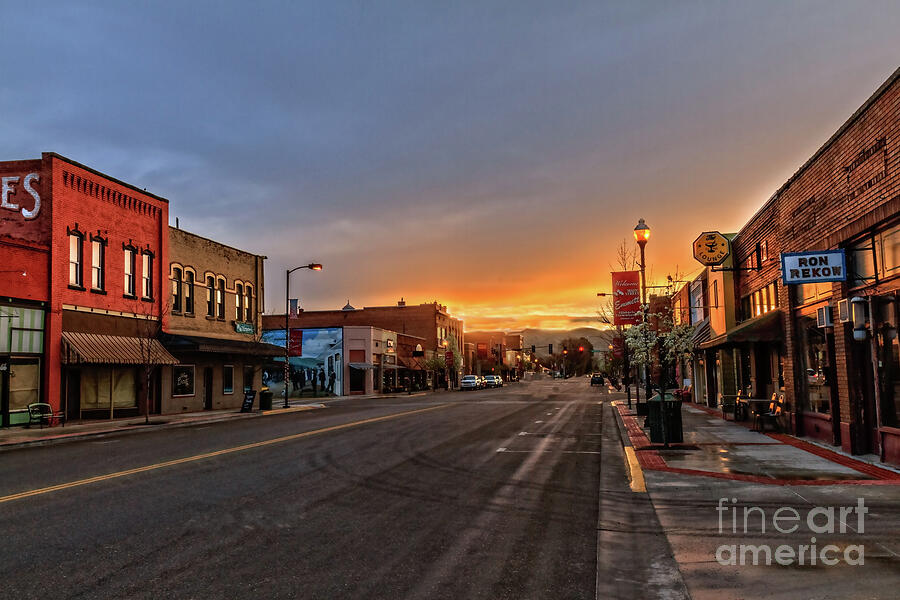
[591,373,604,387]
[461,375,480,390]
[483,375,503,388]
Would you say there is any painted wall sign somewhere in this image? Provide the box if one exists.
[0,173,41,219]
[781,250,847,285]
[234,321,255,334]
[611,271,641,325]
[693,231,731,266]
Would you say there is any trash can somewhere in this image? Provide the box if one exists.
[648,393,684,444]
[259,390,273,411]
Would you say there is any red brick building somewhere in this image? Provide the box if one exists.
[691,66,900,465]
[0,153,177,425]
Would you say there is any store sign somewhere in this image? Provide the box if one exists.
[693,231,731,266]
[781,250,847,285]
[611,271,641,325]
[234,321,255,334]
[1,174,41,219]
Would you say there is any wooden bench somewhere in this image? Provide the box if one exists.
[26,403,66,429]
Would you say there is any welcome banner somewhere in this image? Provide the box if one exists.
[612,271,641,325]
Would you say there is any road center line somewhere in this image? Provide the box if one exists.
[0,403,452,505]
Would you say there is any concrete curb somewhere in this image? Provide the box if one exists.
[610,401,646,493]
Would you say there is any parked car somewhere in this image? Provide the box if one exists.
[590,373,604,386]
[461,375,480,390]
[483,375,503,388]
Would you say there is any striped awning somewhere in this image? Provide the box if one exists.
[62,332,178,365]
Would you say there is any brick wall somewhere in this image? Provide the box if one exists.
[166,226,265,340]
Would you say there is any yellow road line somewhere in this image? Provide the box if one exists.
[0,403,451,505]
[624,446,646,493]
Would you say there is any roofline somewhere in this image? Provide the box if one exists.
[733,65,900,242]
[169,225,267,259]
[43,152,170,204]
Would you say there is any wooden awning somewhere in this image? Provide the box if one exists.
[62,332,178,365]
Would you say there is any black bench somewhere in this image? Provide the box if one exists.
[27,403,66,428]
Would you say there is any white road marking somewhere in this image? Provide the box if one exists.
[496,447,508,452]
[534,420,544,424]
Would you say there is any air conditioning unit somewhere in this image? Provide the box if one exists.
[837,299,850,323]
[817,306,833,328]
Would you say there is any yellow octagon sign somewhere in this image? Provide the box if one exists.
[693,231,731,266]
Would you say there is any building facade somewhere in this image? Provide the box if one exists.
[0,153,182,424]
[686,66,900,465]
[160,227,278,413]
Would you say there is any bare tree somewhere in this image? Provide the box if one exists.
[135,299,171,424]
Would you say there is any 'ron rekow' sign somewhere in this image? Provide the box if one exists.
[780,250,847,285]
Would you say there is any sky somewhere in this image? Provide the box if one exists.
[3,1,900,330]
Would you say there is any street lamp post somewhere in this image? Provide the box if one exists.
[634,218,651,405]
[284,263,323,408]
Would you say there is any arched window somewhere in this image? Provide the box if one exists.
[216,278,226,319]
[244,285,253,322]
[172,267,183,312]
[235,283,243,320]
[206,276,215,317]
[184,271,195,314]
[67,226,84,288]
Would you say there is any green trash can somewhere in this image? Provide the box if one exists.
[648,393,683,444]
[259,390,273,411]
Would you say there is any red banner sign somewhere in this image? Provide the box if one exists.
[288,329,302,356]
[612,271,641,325]
[612,336,624,359]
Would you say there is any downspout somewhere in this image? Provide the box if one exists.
[868,295,885,461]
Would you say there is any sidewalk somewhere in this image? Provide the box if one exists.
[613,399,900,485]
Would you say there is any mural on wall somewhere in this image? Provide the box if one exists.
[262,327,343,397]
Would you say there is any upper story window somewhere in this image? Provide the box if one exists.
[848,221,900,287]
[741,282,778,321]
[90,235,106,291]
[141,251,154,300]
[68,229,84,288]
[244,285,253,322]
[206,276,215,317]
[172,267,183,313]
[123,246,136,297]
[184,271,194,314]
[216,278,225,320]
[235,283,244,320]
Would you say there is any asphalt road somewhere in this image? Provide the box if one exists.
[0,378,667,600]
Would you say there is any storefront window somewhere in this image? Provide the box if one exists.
[796,314,831,414]
[173,365,195,396]
[243,365,254,393]
[9,359,40,411]
[223,365,233,394]
[80,367,137,410]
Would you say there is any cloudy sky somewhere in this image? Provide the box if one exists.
[3,1,900,329]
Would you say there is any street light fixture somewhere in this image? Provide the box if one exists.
[634,218,651,406]
[284,263,323,408]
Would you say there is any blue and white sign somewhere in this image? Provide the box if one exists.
[781,250,846,285]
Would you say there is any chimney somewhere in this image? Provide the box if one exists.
[398,297,406,307]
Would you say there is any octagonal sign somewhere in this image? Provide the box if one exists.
[693,231,730,266]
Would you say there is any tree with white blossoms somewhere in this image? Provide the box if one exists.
[624,320,657,369]
[625,307,696,394]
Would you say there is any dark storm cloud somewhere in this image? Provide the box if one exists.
[3,1,900,313]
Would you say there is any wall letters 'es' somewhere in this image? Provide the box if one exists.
[0,174,41,219]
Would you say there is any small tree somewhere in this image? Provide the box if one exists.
[136,300,170,424]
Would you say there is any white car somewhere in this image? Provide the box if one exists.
[461,375,481,390]
[483,375,503,388]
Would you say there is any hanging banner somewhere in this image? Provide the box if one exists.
[611,271,641,325]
